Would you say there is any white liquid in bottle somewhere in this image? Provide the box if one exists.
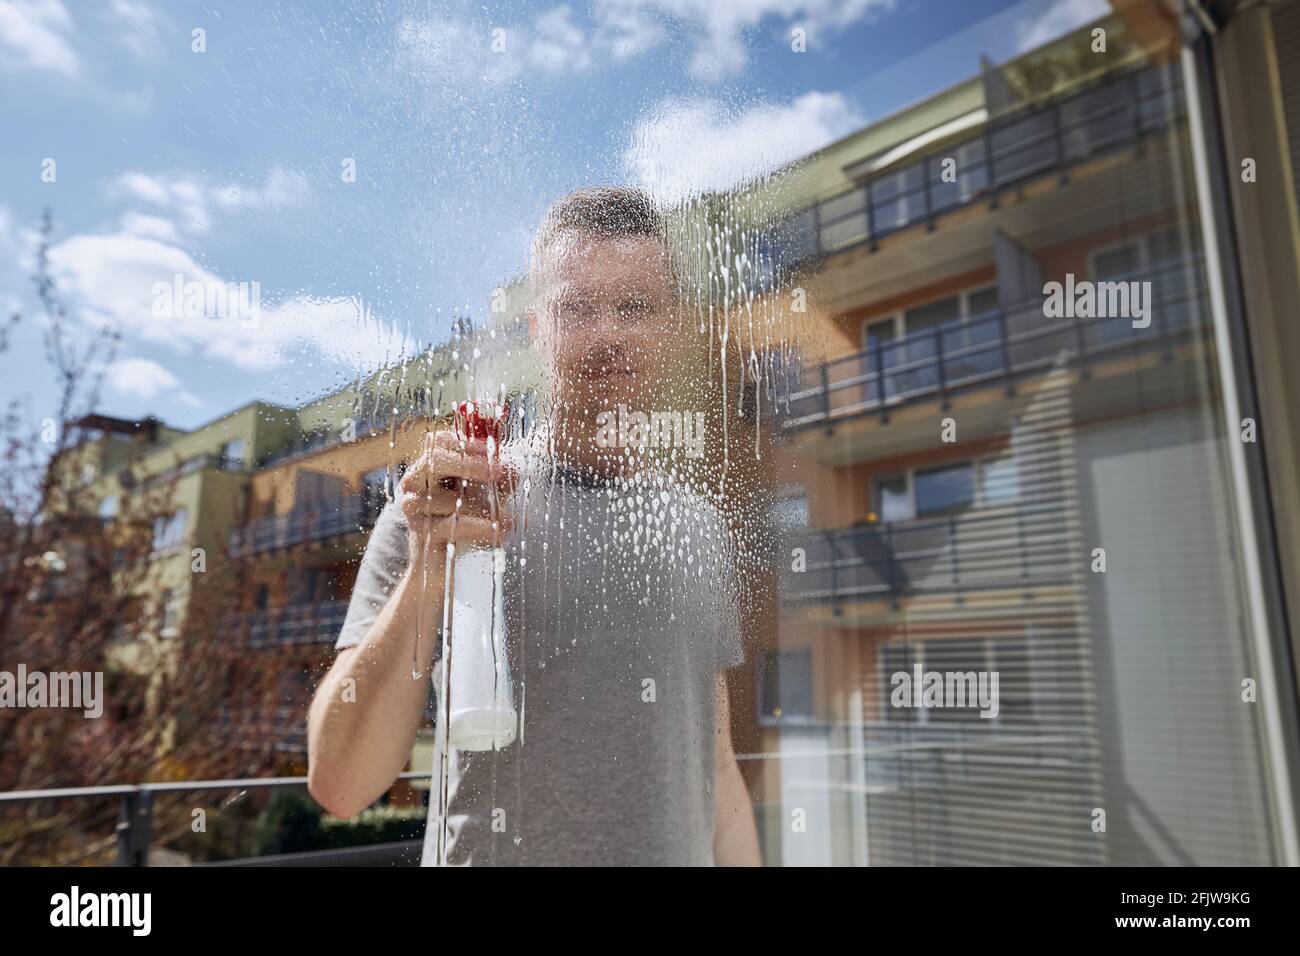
[447,547,517,751]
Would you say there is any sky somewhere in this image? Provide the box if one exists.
[0,0,1109,432]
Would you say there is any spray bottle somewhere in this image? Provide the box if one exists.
[446,400,517,751]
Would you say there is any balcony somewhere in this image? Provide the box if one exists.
[782,500,1073,613]
[223,600,349,648]
[229,495,382,558]
[779,62,1184,266]
[784,257,1207,433]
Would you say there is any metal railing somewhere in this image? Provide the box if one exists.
[784,256,1208,430]
[780,61,1184,265]
[0,772,430,867]
[223,599,349,648]
[229,495,382,558]
[782,499,1073,604]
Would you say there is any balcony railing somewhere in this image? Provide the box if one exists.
[0,773,429,866]
[229,495,382,558]
[223,599,349,648]
[779,61,1184,265]
[784,256,1207,430]
[782,499,1073,605]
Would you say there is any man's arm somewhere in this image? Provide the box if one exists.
[308,430,507,819]
[713,674,761,866]
[307,564,442,819]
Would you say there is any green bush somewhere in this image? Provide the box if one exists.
[250,790,324,856]
[318,805,426,848]
[247,792,425,856]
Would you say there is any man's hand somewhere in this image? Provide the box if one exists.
[398,429,513,570]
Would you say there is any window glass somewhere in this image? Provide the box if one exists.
[905,295,962,334]
[967,287,999,318]
[915,463,975,516]
[769,495,809,531]
[980,455,1020,505]
[759,650,815,724]
[876,475,914,523]
[5,0,1291,873]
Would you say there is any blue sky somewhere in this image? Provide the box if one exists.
[0,0,1107,432]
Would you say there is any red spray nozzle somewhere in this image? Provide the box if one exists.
[454,400,509,447]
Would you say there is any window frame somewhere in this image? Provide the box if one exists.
[872,453,1019,523]
[859,283,1000,350]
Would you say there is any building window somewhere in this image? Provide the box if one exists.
[875,474,914,522]
[221,439,246,469]
[152,508,187,554]
[980,454,1021,505]
[875,455,1018,523]
[914,463,975,516]
[758,649,815,725]
[159,589,182,638]
[362,466,390,519]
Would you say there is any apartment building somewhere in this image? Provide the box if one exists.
[747,4,1299,866]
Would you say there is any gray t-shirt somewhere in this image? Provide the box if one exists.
[335,465,744,866]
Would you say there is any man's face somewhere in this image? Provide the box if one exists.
[533,234,686,414]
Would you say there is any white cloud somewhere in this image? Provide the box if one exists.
[109,167,313,235]
[1014,0,1109,54]
[118,211,178,243]
[0,0,80,77]
[397,0,894,87]
[46,230,413,375]
[596,0,895,82]
[105,356,179,399]
[111,173,212,234]
[624,91,864,203]
[528,6,593,74]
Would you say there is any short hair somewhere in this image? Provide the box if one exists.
[530,186,670,282]
[536,186,664,246]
